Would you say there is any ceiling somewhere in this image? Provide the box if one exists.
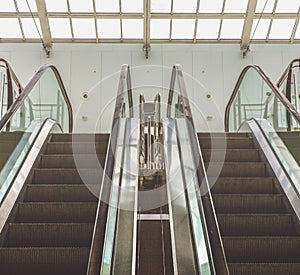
[0,0,299,56]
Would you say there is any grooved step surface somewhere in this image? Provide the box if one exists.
[228,263,300,275]
[206,162,266,177]
[33,168,103,184]
[5,223,93,247]
[16,202,98,223]
[223,237,300,262]
[46,142,108,154]
[213,194,286,213]
[199,137,254,149]
[202,148,260,162]
[40,154,106,168]
[0,247,90,275]
[218,214,297,236]
[51,133,109,142]
[25,184,98,202]
[211,177,275,194]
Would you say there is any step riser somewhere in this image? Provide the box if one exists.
[46,143,108,154]
[199,138,254,149]
[202,149,260,162]
[51,134,109,143]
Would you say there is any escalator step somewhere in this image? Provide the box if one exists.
[223,237,300,262]
[0,247,89,275]
[202,148,260,162]
[199,137,254,149]
[40,154,106,168]
[33,168,103,184]
[46,142,108,154]
[51,133,109,143]
[213,194,286,213]
[15,202,97,223]
[211,177,275,194]
[228,263,300,275]
[5,223,93,247]
[25,184,98,202]
[217,214,297,236]
[206,162,266,177]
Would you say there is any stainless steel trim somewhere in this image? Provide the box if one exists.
[137,214,170,220]
[277,58,300,88]
[242,119,300,221]
[0,118,62,232]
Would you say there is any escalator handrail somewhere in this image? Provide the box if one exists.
[0,64,73,132]
[168,64,229,274]
[276,58,300,88]
[0,58,24,94]
[87,64,133,275]
[224,64,300,132]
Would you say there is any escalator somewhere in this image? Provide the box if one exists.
[0,64,110,274]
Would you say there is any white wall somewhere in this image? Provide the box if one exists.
[0,43,299,132]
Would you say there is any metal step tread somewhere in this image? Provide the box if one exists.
[51,133,109,142]
[5,223,94,247]
[202,148,260,162]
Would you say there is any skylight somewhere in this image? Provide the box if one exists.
[173,0,198,13]
[17,0,37,12]
[276,0,300,13]
[151,19,170,39]
[0,18,22,38]
[69,0,94,13]
[96,0,119,12]
[21,18,41,39]
[72,19,96,39]
[45,0,68,12]
[197,19,220,39]
[250,19,271,39]
[255,0,276,13]
[49,18,72,39]
[97,19,121,39]
[221,19,244,39]
[122,0,143,13]
[269,19,295,39]
[172,19,195,39]
[0,1,16,12]
[151,0,171,13]
[199,0,223,13]
[224,0,248,13]
[122,19,143,39]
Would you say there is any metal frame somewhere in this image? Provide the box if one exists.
[0,0,300,56]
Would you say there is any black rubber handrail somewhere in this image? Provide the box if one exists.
[0,64,73,132]
[168,64,229,275]
[225,65,300,132]
[87,64,133,275]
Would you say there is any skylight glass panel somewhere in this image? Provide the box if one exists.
[69,0,93,12]
[96,0,119,12]
[197,19,220,39]
[122,19,143,38]
[255,0,276,13]
[17,0,37,12]
[172,19,195,39]
[269,19,295,39]
[224,0,248,13]
[199,0,223,13]
[151,0,171,13]
[72,19,96,39]
[0,18,22,38]
[173,0,197,13]
[0,1,16,12]
[276,0,300,13]
[221,19,244,39]
[45,0,68,12]
[250,19,270,39]
[49,18,72,39]
[21,18,41,38]
[151,19,170,39]
[122,0,143,13]
[97,19,120,39]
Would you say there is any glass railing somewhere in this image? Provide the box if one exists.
[167,65,228,275]
[225,65,300,193]
[0,64,72,204]
[277,59,300,114]
[0,58,23,119]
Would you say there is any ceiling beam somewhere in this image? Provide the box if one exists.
[143,0,151,58]
[241,0,257,55]
[35,0,52,56]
